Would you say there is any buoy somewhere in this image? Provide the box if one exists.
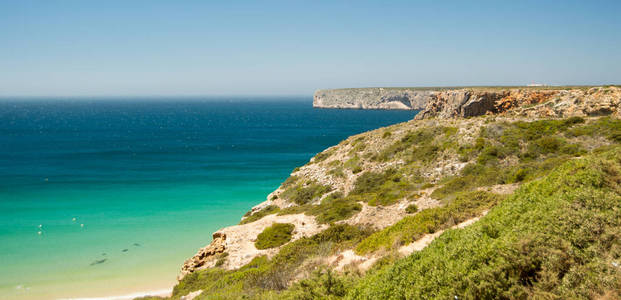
[80,224,84,228]
[37,231,42,235]
[72,217,76,222]
[38,224,42,228]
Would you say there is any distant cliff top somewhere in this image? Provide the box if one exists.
[314,86,621,120]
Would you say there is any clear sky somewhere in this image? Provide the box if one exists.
[1,0,620,96]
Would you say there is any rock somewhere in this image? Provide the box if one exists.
[416,87,621,120]
[178,232,227,281]
[180,290,203,300]
[414,90,504,119]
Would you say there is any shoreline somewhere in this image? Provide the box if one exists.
[61,288,172,300]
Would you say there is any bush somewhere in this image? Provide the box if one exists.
[405,204,418,214]
[328,166,346,178]
[568,116,621,142]
[350,169,416,206]
[309,193,362,224]
[375,127,448,162]
[282,175,299,188]
[344,155,362,173]
[281,182,332,205]
[255,223,295,250]
[313,148,334,163]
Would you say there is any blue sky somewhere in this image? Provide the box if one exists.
[1,0,620,96]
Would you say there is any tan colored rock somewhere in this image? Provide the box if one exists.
[178,232,227,280]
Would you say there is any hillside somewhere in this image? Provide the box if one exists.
[149,87,620,299]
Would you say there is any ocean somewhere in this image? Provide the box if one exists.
[0,98,415,300]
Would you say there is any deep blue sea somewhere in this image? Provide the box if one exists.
[0,98,415,299]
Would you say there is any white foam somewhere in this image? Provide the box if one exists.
[59,288,172,300]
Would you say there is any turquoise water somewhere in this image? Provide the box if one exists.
[0,98,416,299]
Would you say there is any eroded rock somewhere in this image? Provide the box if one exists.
[178,232,227,280]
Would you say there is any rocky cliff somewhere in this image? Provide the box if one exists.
[314,86,621,120]
[415,86,621,120]
[313,88,435,110]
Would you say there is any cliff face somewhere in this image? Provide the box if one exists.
[313,88,434,110]
[415,86,621,120]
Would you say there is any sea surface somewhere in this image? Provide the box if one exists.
[0,98,416,300]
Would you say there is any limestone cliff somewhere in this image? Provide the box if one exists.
[313,88,434,110]
[313,86,621,120]
[415,86,621,120]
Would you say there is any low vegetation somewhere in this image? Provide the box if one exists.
[350,148,621,299]
[281,181,332,205]
[278,192,362,224]
[172,224,373,299]
[349,169,418,206]
[404,203,418,214]
[240,205,280,225]
[355,191,501,255]
[255,223,295,250]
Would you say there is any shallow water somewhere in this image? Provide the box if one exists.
[0,98,416,299]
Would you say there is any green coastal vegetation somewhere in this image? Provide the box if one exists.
[255,223,295,250]
[162,115,621,299]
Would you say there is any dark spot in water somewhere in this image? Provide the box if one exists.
[90,259,107,266]
[133,243,141,247]
[102,253,107,256]
[122,249,128,252]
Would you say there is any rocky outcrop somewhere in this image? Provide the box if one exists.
[413,90,508,120]
[178,212,325,280]
[178,232,226,280]
[415,86,621,120]
[503,87,621,118]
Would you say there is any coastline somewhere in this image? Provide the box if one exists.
[62,289,172,300]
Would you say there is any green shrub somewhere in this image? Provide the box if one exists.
[283,269,353,299]
[328,166,346,178]
[282,175,299,188]
[568,116,621,142]
[255,223,295,250]
[312,224,374,250]
[214,252,229,267]
[350,169,416,206]
[313,148,334,163]
[277,204,310,216]
[308,193,362,224]
[405,204,418,214]
[281,182,332,205]
[240,205,281,225]
[375,127,449,162]
[344,155,362,173]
